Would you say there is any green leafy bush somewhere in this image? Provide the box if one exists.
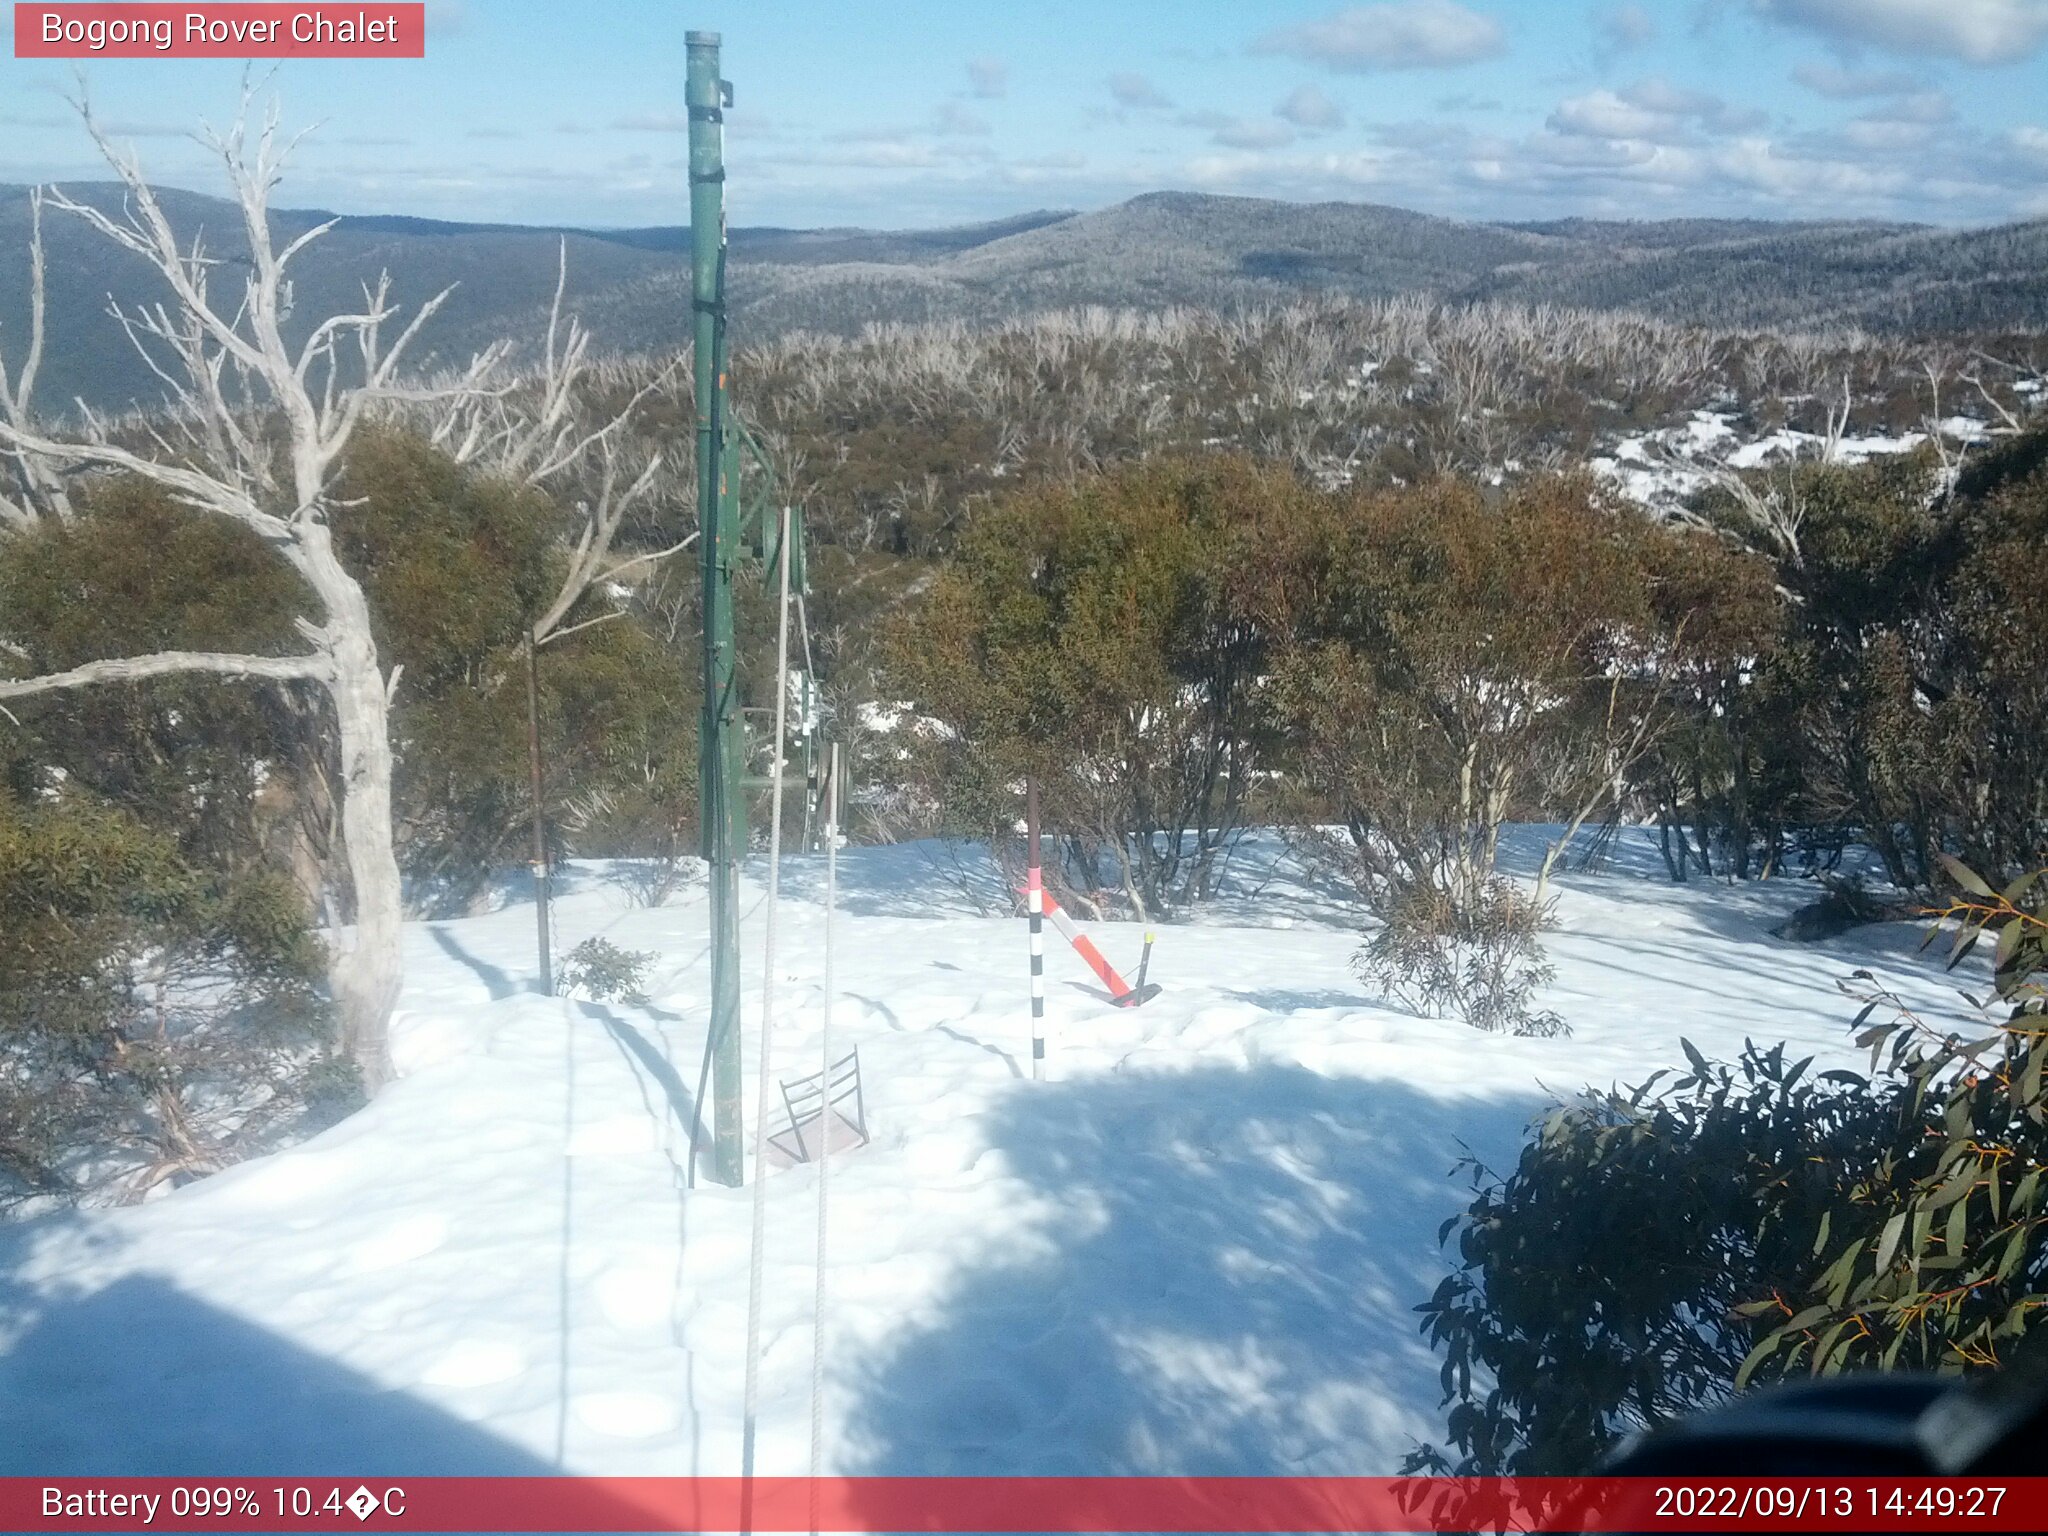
[560,937,655,1005]
[334,430,699,916]
[1731,859,2047,1384]
[1406,858,2047,1475]
[888,456,1300,919]
[1266,474,1699,920]
[0,438,701,925]
[0,790,342,1214]
[1664,433,2048,890]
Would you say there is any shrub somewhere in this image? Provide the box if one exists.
[0,439,702,925]
[1406,858,2047,1475]
[0,790,340,1215]
[560,938,655,1005]
[1358,879,1567,1037]
[889,456,1304,920]
[334,430,699,916]
[0,474,317,882]
[1269,474,1675,923]
[1629,526,1801,881]
[1730,860,2047,1384]
[1678,431,2048,891]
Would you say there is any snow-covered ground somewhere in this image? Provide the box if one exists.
[0,829,1982,1479]
[1590,408,1987,513]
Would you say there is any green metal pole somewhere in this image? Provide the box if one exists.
[689,30,744,1189]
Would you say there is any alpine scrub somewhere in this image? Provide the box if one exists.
[1732,858,2048,1384]
[1406,855,2048,1475]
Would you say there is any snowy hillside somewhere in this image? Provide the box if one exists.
[0,830,1981,1479]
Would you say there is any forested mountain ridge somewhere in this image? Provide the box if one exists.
[3,182,2043,414]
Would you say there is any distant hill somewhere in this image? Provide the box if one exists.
[3,184,2043,415]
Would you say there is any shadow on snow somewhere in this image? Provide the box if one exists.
[0,1273,557,1478]
[836,1063,1542,1484]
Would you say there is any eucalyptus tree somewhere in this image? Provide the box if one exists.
[0,98,505,1090]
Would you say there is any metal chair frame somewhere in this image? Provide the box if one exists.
[779,1044,869,1163]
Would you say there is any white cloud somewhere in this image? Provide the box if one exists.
[1008,152,1085,173]
[1704,136,1910,199]
[1221,120,1299,150]
[1624,78,1767,131]
[1792,61,1924,97]
[1827,89,1956,148]
[1181,145,1395,191]
[2012,124,2048,161]
[1550,89,1671,140]
[1549,79,1765,143]
[967,57,1008,99]
[1600,3,1656,49]
[1753,0,2048,65]
[1109,72,1174,110]
[815,140,944,170]
[1251,0,1506,72]
[1525,128,1663,170]
[1277,84,1346,130]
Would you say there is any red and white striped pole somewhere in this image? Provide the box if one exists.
[1026,777,1045,1079]
[1038,892,1137,1004]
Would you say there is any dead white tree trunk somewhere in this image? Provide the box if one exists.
[0,189,73,528]
[296,524,409,1077]
[0,94,504,1093]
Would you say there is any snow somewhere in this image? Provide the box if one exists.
[854,701,952,740]
[0,829,1981,1478]
[1591,408,1994,515]
[1724,429,1935,469]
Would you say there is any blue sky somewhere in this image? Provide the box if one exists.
[4,0,2047,228]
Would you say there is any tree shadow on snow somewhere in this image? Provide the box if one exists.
[583,1000,707,1170]
[837,1065,1543,1488]
[427,924,526,1000]
[0,1272,565,1479]
[769,841,1013,920]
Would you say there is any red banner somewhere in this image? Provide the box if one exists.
[13,4,426,58]
[4,1477,2047,1532]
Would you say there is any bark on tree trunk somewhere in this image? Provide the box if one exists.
[299,527,402,1092]
[328,637,402,1092]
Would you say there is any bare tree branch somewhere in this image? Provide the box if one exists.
[0,649,330,701]
[531,445,668,641]
[0,419,290,539]
[537,610,630,647]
